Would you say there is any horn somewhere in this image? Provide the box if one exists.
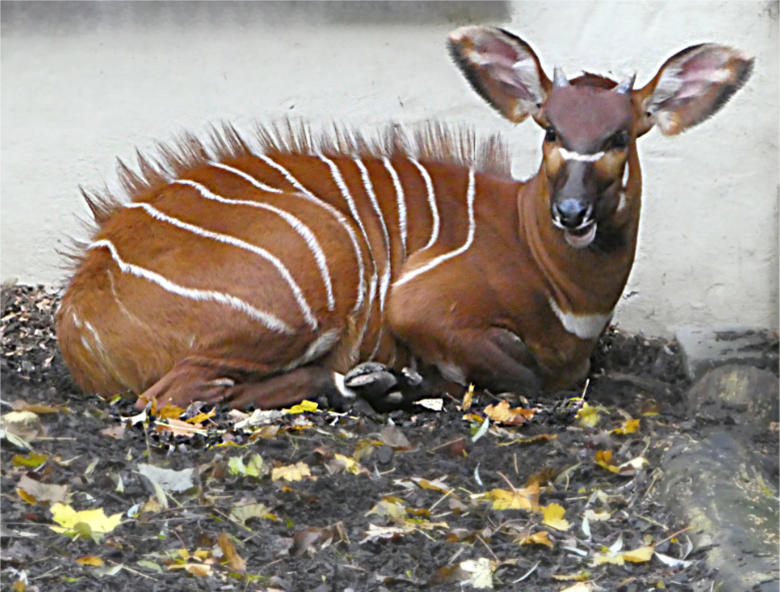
[553,66,570,88]
[614,73,636,95]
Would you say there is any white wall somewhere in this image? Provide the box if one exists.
[2,0,777,335]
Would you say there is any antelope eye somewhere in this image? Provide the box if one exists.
[544,127,558,143]
[609,130,629,150]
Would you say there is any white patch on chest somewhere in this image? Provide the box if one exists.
[548,297,612,340]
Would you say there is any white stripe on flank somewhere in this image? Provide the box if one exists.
[317,153,381,357]
[353,157,392,315]
[253,152,367,313]
[394,168,476,288]
[548,297,612,340]
[559,147,605,162]
[207,161,283,193]
[88,239,293,334]
[193,168,335,311]
[382,156,407,259]
[127,197,318,331]
[409,158,440,251]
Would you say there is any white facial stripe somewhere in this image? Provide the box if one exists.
[559,147,606,162]
[394,168,476,288]
[254,152,366,313]
[409,157,440,251]
[382,156,407,259]
[195,167,335,311]
[89,239,293,334]
[129,196,318,331]
[548,297,611,340]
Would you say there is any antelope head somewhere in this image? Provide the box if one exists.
[448,26,753,250]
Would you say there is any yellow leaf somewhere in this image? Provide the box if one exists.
[622,545,655,563]
[542,503,570,531]
[12,452,48,468]
[576,402,601,428]
[612,418,640,435]
[594,449,619,473]
[183,563,212,576]
[186,409,216,424]
[333,453,362,475]
[366,497,408,522]
[517,530,553,548]
[484,483,540,512]
[283,400,318,414]
[76,556,104,566]
[461,384,474,411]
[271,461,311,482]
[16,488,36,505]
[49,503,122,536]
[155,404,186,419]
[484,400,534,426]
[192,548,211,561]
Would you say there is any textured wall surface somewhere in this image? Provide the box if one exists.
[2,1,777,335]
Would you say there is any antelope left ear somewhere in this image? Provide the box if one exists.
[635,43,754,136]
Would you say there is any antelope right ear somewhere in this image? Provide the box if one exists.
[448,26,551,124]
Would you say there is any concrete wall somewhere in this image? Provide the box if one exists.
[2,1,777,335]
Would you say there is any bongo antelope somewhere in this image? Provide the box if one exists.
[56,26,752,410]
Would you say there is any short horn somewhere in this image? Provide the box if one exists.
[553,66,570,88]
[614,73,636,95]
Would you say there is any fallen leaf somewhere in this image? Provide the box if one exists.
[612,418,640,435]
[378,425,411,450]
[592,544,654,566]
[17,474,68,505]
[99,423,127,440]
[542,503,570,531]
[560,582,595,592]
[576,402,601,428]
[271,461,312,482]
[483,484,540,512]
[155,404,186,419]
[282,400,318,414]
[218,532,246,573]
[49,502,122,540]
[230,501,271,526]
[11,400,60,414]
[1,411,44,448]
[461,383,474,411]
[484,400,534,426]
[76,556,104,566]
[12,451,48,468]
[154,418,207,438]
[137,463,196,493]
[517,530,553,548]
[459,557,494,589]
[594,449,619,473]
[414,397,444,411]
[332,453,364,475]
[228,454,268,478]
[366,497,408,522]
[360,523,414,543]
[186,408,216,424]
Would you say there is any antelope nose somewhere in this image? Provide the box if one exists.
[554,199,591,229]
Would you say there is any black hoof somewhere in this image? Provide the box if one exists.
[344,362,425,412]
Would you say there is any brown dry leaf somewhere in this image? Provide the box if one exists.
[183,563,212,576]
[541,503,570,531]
[378,425,411,450]
[99,423,127,440]
[17,474,68,505]
[483,400,534,426]
[271,461,312,482]
[11,400,60,414]
[517,530,553,548]
[217,532,246,573]
[497,433,557,446]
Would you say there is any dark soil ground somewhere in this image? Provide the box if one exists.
[0,284,775,591]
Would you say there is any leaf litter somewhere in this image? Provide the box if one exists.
[0,283,748,591]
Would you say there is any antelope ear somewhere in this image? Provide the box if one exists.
[448,26,551,124]
[635,43,753,136]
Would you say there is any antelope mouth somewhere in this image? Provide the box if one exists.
[563,220,597,249]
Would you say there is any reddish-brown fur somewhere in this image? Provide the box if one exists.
[56,27,752,410]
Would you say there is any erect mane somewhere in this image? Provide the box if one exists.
[62,120,511,272]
